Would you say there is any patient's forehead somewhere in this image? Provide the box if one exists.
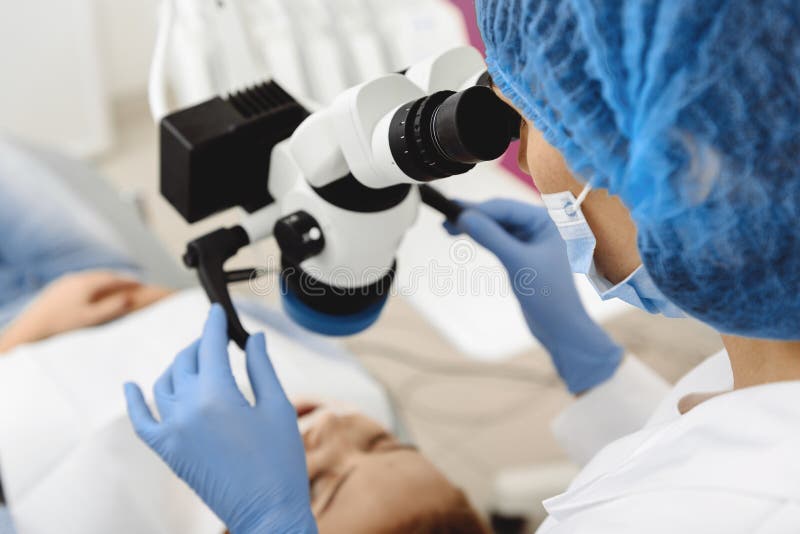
[318,449,458,533]
[297,402,368,434]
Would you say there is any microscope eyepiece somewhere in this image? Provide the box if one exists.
[432,86,517,164]
[386,85,520,182]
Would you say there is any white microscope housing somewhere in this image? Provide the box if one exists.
[160,46,520,342]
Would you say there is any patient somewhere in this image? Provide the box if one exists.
[0,273,487,533]
[297,402,487,534]
[0,139,486,533]
[0,276,487,534]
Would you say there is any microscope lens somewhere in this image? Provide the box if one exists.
[431,86,515,164]
[388,86,518,182]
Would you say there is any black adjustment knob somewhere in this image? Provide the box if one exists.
[274,211,326,263]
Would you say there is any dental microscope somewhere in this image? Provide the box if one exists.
[160,46,520,347]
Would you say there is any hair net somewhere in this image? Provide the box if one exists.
[477,0,800,339]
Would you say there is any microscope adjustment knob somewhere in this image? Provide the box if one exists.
[274,211,326,263]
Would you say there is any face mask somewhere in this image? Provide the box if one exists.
[540,185,596,274]
[541,185,685,318]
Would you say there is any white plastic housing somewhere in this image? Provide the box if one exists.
[405,45,487,93]
[331,74,426,189]
[242,140,421,289]
[246,46,489,291]
[281,185,420,288]
[288,46,490,191]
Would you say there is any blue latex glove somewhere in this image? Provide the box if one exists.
[446,199,623,394]
[124,305,317,534]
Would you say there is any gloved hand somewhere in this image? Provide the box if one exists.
[446,199,623,394]
[124,305,317,534]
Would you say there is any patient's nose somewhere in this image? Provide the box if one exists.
[306,445,335,480]
[313,412,342,440]
[304,414,355,479]
[304,412,354,457]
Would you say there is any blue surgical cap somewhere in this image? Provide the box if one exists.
[478,0,800,339]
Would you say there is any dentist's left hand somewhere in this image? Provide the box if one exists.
[124,305,317,534]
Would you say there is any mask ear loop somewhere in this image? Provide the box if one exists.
[574,183,593,209]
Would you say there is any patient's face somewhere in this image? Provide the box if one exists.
[301,407,465,533]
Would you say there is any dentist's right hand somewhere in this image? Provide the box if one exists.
[124,305,317,534]
[446,199,623,394]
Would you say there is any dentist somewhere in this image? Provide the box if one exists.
[126,0,800,532]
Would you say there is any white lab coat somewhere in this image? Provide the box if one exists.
[538,353,800,533]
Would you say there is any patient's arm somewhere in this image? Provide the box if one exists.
[0,271,172,353]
